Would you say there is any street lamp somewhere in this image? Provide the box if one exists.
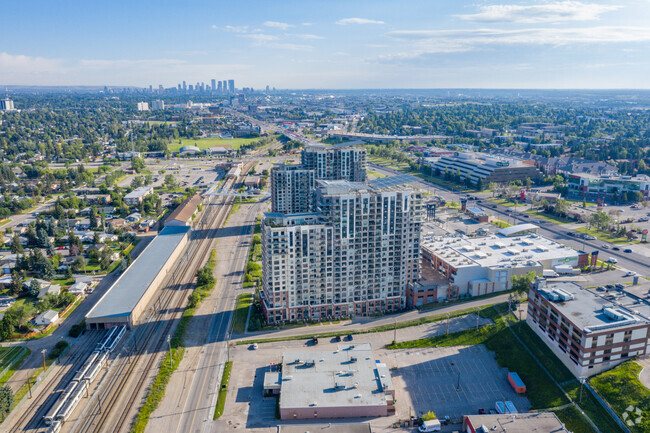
[167,335,172,369]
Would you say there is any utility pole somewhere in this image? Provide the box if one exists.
[476,308,480,330]
[579,377,586,403]
[446,313,450,335]
[27,379,32,398]
[393,318,397,344]
[167,335,172,369]
[41,349,47,372]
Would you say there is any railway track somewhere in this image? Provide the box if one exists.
[66,165,255,433]
[5,331,105,433]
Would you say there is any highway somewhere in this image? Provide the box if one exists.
[369,163,650,276]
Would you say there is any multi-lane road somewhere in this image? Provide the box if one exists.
[370,163,650,276]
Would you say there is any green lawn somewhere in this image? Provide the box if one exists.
[367,169,387,179]
[590,361,650,433]
[524,210,574,224]
[232,293,253,334]
[553,406,598,433]
[168,137,261,152]
[213,361,232,419]
[575,227,631,245]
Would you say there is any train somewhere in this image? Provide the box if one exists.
[43,325,126,426]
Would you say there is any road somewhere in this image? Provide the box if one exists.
[146,198,265,433]
[235,292,513,343]
[369,163,650,276]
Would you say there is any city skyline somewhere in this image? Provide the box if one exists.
[2,0,650,89]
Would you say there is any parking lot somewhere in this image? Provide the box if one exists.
[220,313,507,432]
[389,345,530,422]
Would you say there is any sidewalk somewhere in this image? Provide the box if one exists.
[234,293,512,342]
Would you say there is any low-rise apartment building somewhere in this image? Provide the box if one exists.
[527,279,650,377]
[124,186,154,206]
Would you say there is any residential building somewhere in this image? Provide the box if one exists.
[527,279,650,377]
[0,98,15,111]
[261,180,422,323]
[567,173,650,203]
[431,152,542,185]
[35,310,59,326]
[267,343,394,419]
[228,79,235,93]
[124,186,154,206]
[270,165,316,214]
[136,102,149,111]
[418,227,587,303]
[151,99,165,110]
[301,146,367,182]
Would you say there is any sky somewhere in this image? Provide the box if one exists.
[2,0,650,89]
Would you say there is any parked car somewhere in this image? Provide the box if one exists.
[311,336,319,345]
[615,283,625,290]
[347,334,354,341]
[250,343,258,350]
[583,235,596,240]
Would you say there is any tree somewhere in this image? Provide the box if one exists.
[10,271,22,296]
[72,256,86,273]
[196,267,215,287]
[131,157,145,173]
[42,259,55,280]
[511,271,536,295]
[65,266,73,279]
[0,384,14,419]
[10,234,23,254]
[28,279,41,297]
[89,206,98,229]
[37,228,51,249]
[0,320,12,341]
[164,174,177,189]
[554,199,569,216]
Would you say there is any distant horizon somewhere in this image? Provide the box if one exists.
[3,1,650,89]
[4,85,650,92]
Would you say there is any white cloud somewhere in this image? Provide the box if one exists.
[288,33,325,40]
[335,17,384,25]
[263,21,294,30]
[0,52,251,85]
[457,2,621,24]
[387,26,650,46]
[301,22,313,26]
[213,25,249,33]
[266,43,313,51]
[241,33,278,42]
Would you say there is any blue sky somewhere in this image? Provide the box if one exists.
[2,0,650,88]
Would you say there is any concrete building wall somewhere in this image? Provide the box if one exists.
[280,404,387,420]
[130,230,188,326]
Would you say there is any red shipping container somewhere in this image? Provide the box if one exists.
[508,372,526,394]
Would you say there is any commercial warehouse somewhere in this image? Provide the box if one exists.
[267,343,394,420]
[86,225,190,329]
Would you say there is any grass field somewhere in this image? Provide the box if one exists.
[524,209,574,224]
[233,293,253,334]
[168,137,261,152]
[590,361,650,432]
[213,361,232,419]
[575,226,631,245]
[367,169,387,179]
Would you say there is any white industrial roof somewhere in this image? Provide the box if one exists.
[421,232,578,269]
[498,223,539,237]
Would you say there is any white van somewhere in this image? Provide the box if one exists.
[419,419,441,432]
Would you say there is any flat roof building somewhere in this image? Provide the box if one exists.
[463,412,570,433]
[420,231,586,300]
[527,279,650,377]
[273,343,393,420]
[278,424,371,433]
[86,226,190,329]
[124,186,154,206]
[430,152,542,185]
[567,173,650,203]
